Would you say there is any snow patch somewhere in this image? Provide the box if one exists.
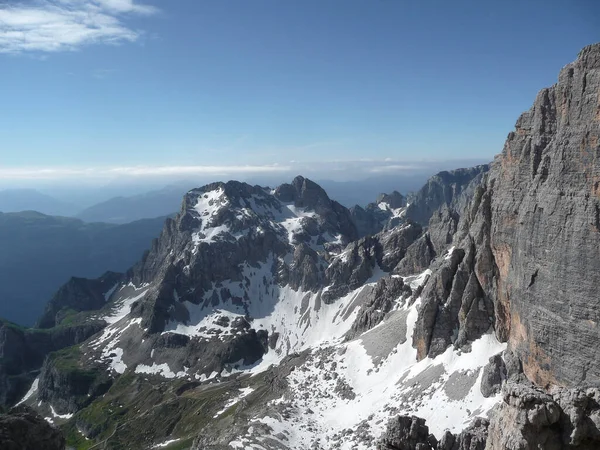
[214,387,255,418]
[50,405,73,420]
[16,377,39,406]
[445,246,456,260]
[153,438,181,448]
[103,283,119,302]
[135,363,187,379]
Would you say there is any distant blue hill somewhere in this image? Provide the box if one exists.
[0,211,169,325]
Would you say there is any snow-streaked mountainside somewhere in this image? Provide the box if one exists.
[7,173,510,449]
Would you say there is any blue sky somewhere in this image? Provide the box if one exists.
[0,0,599,182]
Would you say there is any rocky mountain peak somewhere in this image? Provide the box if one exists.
[577,42,600,69]
[274,175,329,208]
[376,190,406,209]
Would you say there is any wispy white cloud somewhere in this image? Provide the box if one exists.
[0,0,158,54]
[368,164,418,173]
[0,158,491,182]
[0,164,293,180]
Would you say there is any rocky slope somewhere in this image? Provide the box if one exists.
[1,43,598,450]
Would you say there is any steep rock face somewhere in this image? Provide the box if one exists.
[484,43,600,388]
[0,405,65,450]
[412,238,494,360]
[394,234,436,276]
[413,44,600,388]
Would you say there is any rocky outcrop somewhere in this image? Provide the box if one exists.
[405,165,489,228]
[346,276,411,340]
[350,204,388,238]
[324,223,422,303]
[480,354,506,398]
[350,191,408,238]
[275,176,359,243]
[0,320,104,407]
[377,415,488,450]
[37,272,124,329]
[378,191,407,210]
[0,405,65,450]
[485,380,600,450]
[412,238,494,360]
[439,418,488,450]
[377,415,438,450]
[394,234,436,276]
[38,347,112,415]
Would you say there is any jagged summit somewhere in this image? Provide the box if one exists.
[376,190,406,209]
[576,42,600,68]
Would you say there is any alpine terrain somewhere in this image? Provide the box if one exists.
[1,43,599,450]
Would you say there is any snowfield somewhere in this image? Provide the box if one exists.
[68,184,508,449]
[229,290,505,449]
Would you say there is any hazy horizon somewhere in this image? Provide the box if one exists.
[2,0,598,188]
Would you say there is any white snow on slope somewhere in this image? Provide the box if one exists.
[103,288,149,325]
[189,187,341,251]
[377,201,407,219]
[104,283,119,302]
[191,188,232,246]
[153,438,181,448]
[135,363,188,379]
[445,246,456,260]
[214,387,255,418]
[227,269,506,449]
[50,405,73,420]
[88,286,149,374]
[16,377,39,406]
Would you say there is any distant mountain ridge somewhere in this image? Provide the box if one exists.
[0,211,168,325]
[0,189,78,217]
[75,185,191,224]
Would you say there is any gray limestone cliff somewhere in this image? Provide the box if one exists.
[406,42,600,450]
[413,43,600,387]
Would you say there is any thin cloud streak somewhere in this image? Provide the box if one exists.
[0,165,293,180]
[0,0,158,54]
[0,158,490,181]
